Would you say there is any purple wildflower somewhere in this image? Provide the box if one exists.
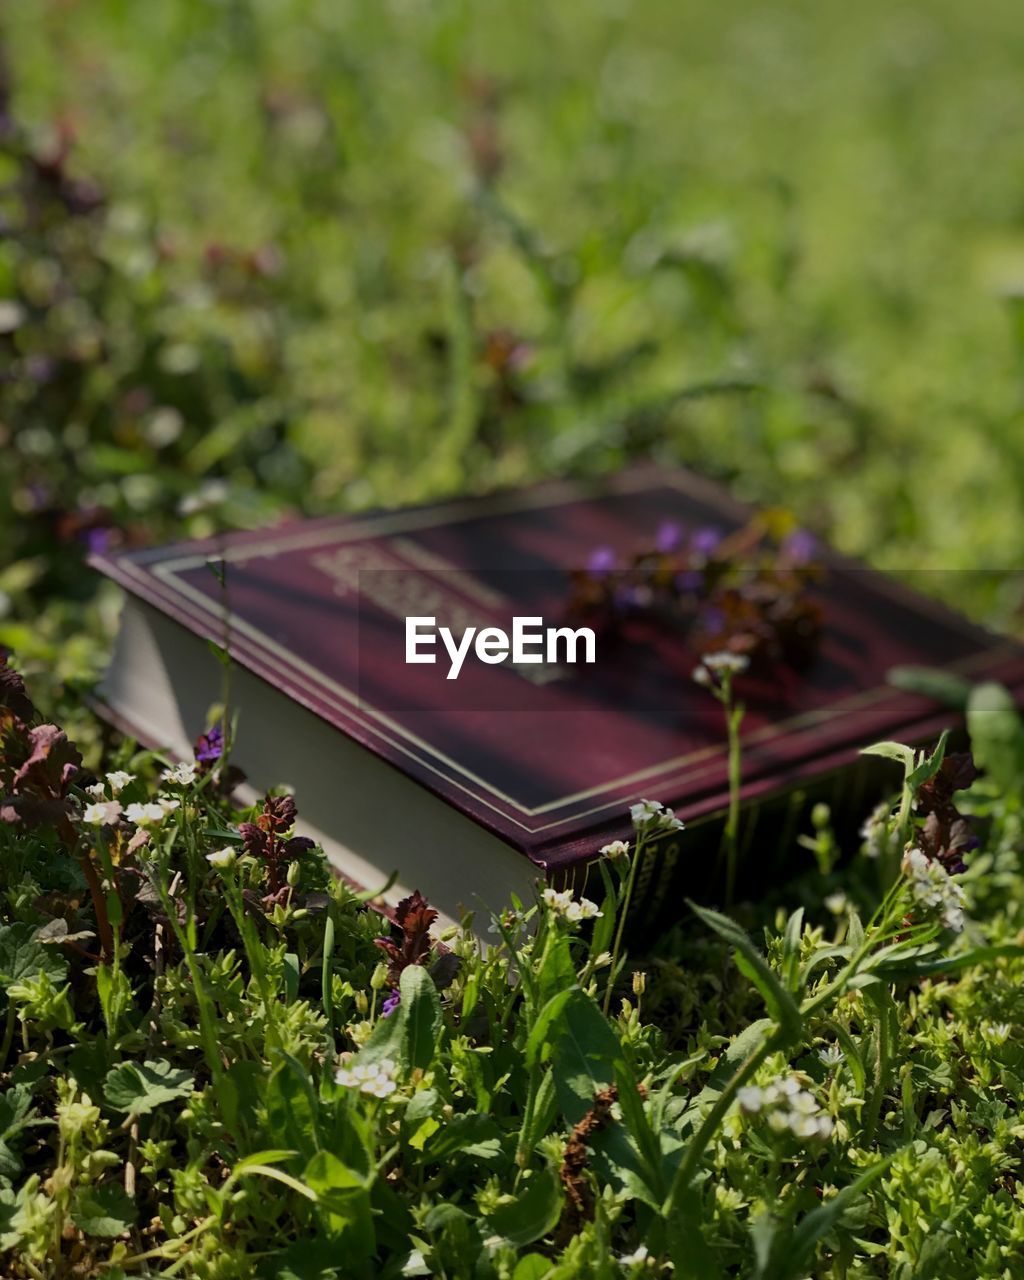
[84,526,113,556]
[587,546,616,578]
[782,529,817,566]
[690,527,723,558]
[194,725,224,764]
[655,520,683,554]
[675,569,703,593]
[381,988,401,1017]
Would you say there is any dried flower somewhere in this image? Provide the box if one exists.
[238,792,315,894]
[373,890,439,985]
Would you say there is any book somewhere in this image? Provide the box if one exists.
[90,468,1024,929]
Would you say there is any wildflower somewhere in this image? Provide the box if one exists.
[690,526,722,558]
[859,801,896,860]
[239,792,315,895]
[206,846,236,870]
[781,529,817,566]
[629,798,685,834]
[984,1023,1012,1045]
[84,782,106,800]
[599,839,630,859]
[105,770,135,795]
[817,1044,844,1068]
[618,1245,650,1268]
[737,1075,833,1141]
[162,762,197,787]
[701,651,750,676]
[655,520,683,553]
[373,890,439,984]
[824,892,848,915]
[488,907,522,935]
[542,887,603,923]
[587,546,616,578]
[82,800,122,827]
[381,989,401,1018]
[334,1057,399,1098]
[124,801,174,827]
[193,725,224,765]
[903,847,966,933]
[691,664,713,687]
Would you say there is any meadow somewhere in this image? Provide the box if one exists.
[5,2,1024,1276]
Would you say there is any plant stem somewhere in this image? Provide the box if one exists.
[724,699,744,906]
[603,835,645,1016]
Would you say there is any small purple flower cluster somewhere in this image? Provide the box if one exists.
[569,514,824,677]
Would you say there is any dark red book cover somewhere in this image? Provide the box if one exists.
[90,468,1024,874]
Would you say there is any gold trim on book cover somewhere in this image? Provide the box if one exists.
[108,473,1016,836]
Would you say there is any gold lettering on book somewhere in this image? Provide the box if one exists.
[311,546,567,685]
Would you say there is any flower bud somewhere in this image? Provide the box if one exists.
[287,859,301,888]
[370,961,388,992]
[632,970,647,997]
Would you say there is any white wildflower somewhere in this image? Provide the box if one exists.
[903,848,967,933]
[162,762,197,787]
[618,1245,649,1268]
[335,1057,399,1098]
[701,651,750,676]
[156,796,180,817]
[206,846,237,870]
[600,839,630,859]
[860,800,897,860]
[629,799,685,834]
[105,770,135,795]
[85,782,106,800]
[82,801,122,827]
[824,892,848,915]
[541,887,602,924]
[739,1074,833,1142]
[691,664,713,687]
[817,1044,843,1068]
[984,1023,1012,1045]
[124,801,173,827]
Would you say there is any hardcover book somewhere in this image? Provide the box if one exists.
[91,469,1024,929]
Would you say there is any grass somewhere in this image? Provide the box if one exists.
[5,2,1024,1275]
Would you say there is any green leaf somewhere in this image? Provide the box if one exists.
[264,1052,322,1164]
[549,987,622,1125]
[860,741,915,771]
[968,681,1024,795]
[887,665,972,709]
[906,729,949,790]
[356,964,442,1075]
[513,1255,554,1280]
[486,1169,562,1247]
[764,1153,897,1280]
[524,989,574,1070]
[71,1182,136,1237]
[104,1059,194,1119]
[688,903,802,1043]
[0,923,67,987]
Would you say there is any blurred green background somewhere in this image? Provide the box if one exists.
[4,0,1024,680]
